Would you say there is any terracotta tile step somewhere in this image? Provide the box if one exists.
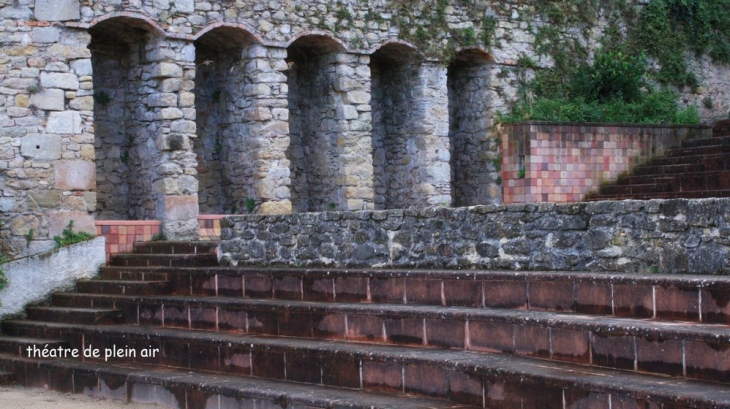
[1,323,730,408]
[33,294,730,382]
[80,267,730,324]
[598,182,672,195]
[632,163,706,176]
[0,355,476,409]
[76,280,171,296]
[0,337,68,357]
[646,153,730,168]
[109,253,219,268]
[132,241,218,255]
[26,307,123,325]
[666,145,730,157]
[681,136,729,148]
[587,189,730,201]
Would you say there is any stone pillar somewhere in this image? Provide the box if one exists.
[411,62,451,206]
[332,53,374,211]
[144,37,199,239]
[244,45,292,215]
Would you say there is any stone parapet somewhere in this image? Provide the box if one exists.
[219,198,730,274]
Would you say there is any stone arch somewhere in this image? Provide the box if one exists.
[193,26,261,214]
[285,34,355,212]
[447,48,497,206]
[89,16,159,219]
[369,42,424,209]
[90,12,166,37]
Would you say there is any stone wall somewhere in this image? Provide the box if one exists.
[219,198,730,275]
[501,122,713,203]
[1,0,729,256]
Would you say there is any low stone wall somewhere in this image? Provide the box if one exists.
[501,122,712,203]
[0,236,105,318]
[219,198,730,275]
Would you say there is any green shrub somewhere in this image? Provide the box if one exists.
[0,254,8,292]
[570,49,647,103]
[53,220,94,248]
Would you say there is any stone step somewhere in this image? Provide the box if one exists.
[109,253,219,268]
[0,355,475,409]
[25,307,123,325]
[0,371,13,385]
[76,280,171,296]
[598,182,672,195]
[132,240,218,255]
[67,267,730,324]
[632,162,706,176]
[30,295,730,383]
[1,323,730,408]
[681,136,729,148]
[667,145,730,157]
[0,337,68,357]
[586,189,730,201]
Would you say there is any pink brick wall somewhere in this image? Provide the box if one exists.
[501,122,711,204]
[95,220,161,261]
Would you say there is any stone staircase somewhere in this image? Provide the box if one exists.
[1,241,730,408]
[586,120,730,201]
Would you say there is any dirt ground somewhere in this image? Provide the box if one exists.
[0,386,163,408]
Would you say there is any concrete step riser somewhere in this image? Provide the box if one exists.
[76,281,171,296]
[132,241,218,255]
[26,308,122,325]
[109,254,219,268]
[71,271,730,325]
[0,325,726,409]
[5,314,730,387]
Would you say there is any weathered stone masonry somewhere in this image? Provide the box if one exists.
[1,0,729,257]
[220,198,730,275]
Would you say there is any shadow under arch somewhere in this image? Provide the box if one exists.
[369,41,424,209]
[193,25,264,214]
[89,16,161,220]
[448,47,497,207]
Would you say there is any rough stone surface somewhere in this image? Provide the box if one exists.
[0,237,105,318]
[54,160,95,190]
[220,198,730,275]
[34,0,81,21]
[20,134,61,160]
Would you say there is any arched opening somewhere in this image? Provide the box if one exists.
[89,17,157,219]
[193,26,259,214]
[286,35,346,212]
[447,49,496,206]
[369,43,422,209]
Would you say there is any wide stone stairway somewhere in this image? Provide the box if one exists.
[1,241,730,408]
[587,120,730,201]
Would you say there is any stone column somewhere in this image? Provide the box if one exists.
[144,37,199,239]
[332,53,374,211]
[244,45,292,215]
[411,62,451,206]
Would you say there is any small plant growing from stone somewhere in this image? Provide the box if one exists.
[703,96,713,109]
[517,167,526,179]
[24,229,34,248]
[120,150,129,164]
[0,254,8,292]
[26,84,40,94]
[244,198,256,213]
[53,220,94,248]
[211,89,222,103]
[151,233,166,242]
[495,176,503,185]
[93,90,112,107]
[328,202,337,211]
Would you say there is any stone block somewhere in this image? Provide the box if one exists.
[35,0,81,21]
[69,96,94,111]
[0,197,16,212]
[178,92,195,107]
[173,0,194,13]
[2,6,32,19]
[48,211,95,237]
[346,91,370,104]
[159,194,199,221]
[21,134,61,160]
[54,160,95,190]
[28,191,61,208]
[156,108,183,120]
[336,105,358,120]
[31,27,60,43]
[46,111,82,134]
[40,72,79,90]
[30,88,65,111]
[171,120,196,133]
[259,200,292,215]
[148,93,178,107]
[151,63,183,79]
[70,59,93,76]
